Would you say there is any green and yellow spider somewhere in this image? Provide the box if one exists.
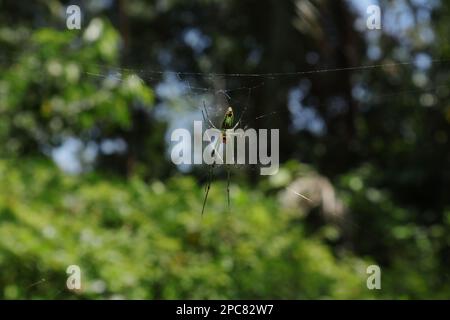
[201,101,247,216]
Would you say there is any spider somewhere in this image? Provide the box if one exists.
[200,100,248,216]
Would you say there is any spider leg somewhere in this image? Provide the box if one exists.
[234,87,252,129]
[232,107,247,130]
[227,166,231,213]
[202,164,214,216]
[209,132,224,164]
[203,100,209,116]
[216,89,231,102]
[202,100,217,129]
[201,131,223,216]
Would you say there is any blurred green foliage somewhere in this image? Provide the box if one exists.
[1,158,449,299]
[0,159,375,299]
[0,19,154,157]
[1,0,450,300]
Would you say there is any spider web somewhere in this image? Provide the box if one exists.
[4,53,446,176]
[73,57,450,118]
[68,57,450,176]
